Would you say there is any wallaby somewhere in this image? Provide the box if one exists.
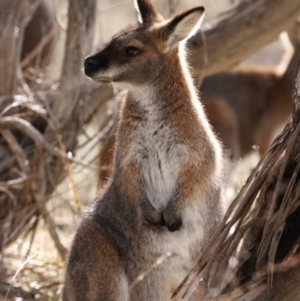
[63,1,224,300]
[201,21,300,157]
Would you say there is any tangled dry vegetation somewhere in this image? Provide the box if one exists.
[0,0,114,259]
[0,0,114,299]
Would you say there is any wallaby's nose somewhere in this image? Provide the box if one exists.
[84,51,109,78]
[84,56,100,77]
[84,56,97,69]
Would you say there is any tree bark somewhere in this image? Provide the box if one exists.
[0,0,99,258]
[0,0,40,96]
[188,0,300,77]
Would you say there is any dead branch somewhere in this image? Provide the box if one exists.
[0,0,103,255]
[20,26,58,70]
[0,0,40,95]
[189,0,300,77]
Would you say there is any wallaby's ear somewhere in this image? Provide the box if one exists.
[164,7,205,53]
[134,0,163,25]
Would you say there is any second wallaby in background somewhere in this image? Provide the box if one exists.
[201,21,300,157]
[63,0,224,300]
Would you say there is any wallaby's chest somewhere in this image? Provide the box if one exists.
[124,117,189,210]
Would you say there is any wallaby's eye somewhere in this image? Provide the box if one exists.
[124,47,141,57]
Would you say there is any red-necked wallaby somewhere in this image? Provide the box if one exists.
[63,1,224,300]
[201,21,300,157]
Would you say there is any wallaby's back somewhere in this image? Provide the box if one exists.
[201,95,240,159]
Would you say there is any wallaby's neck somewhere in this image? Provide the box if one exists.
[125,46,199,116]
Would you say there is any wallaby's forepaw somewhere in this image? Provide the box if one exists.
[143,209,165,226]
[140,194,182,230]
[163,206,183,232]
[165,217,183,232]
[141,197,165,226]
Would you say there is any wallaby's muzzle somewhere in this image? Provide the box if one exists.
[84,49,110,78]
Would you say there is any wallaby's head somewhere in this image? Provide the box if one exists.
[84,0,204,87]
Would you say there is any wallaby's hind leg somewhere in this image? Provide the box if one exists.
[63,218,129,301]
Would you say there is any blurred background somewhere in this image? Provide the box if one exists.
[0,0,300,299]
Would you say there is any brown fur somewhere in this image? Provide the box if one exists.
[202,95,240,159]
[63,218,128,301]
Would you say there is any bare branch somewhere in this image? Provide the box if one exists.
[188,0,300,77]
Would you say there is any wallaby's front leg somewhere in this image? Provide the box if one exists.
[139,182,165,226]
[163,163,203,232]
[121,160,164,226]
[163,185,184,232]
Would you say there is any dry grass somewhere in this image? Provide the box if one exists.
[1,224,65,301]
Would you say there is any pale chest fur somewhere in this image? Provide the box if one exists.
[123,114,189,211]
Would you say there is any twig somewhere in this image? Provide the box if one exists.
[129,252,173,291]
[5,253,37,301]
[79,84,123,160]
[19,26,57,69]
[32,149,67,260]
[0,116,99,169]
